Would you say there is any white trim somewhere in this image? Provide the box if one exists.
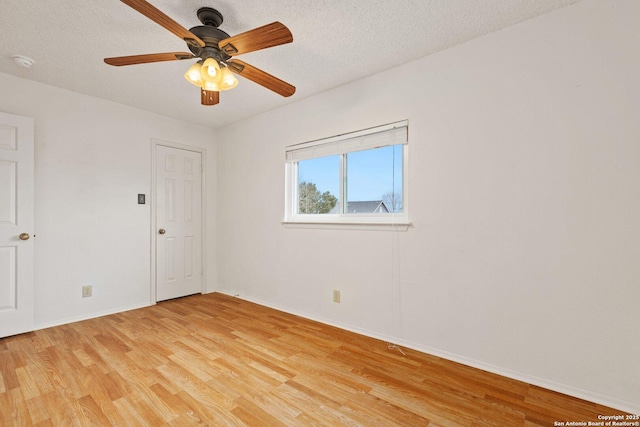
[400,143,409,219]
[216,291,640,415]
[151,139,207,303]
[151,141,157,304]
[281,221,411,232]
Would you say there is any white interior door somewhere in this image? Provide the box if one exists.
[0,112,34,338]
[156,145,203,301]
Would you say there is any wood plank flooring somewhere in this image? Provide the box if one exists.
[0,293,628,426]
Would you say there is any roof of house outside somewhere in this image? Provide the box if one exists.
[329,200,389,214]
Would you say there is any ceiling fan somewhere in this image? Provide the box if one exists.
[104,0,295,106]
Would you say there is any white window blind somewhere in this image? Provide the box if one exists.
[286,121,408,162]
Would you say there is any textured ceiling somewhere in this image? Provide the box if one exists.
[0,0,581,129]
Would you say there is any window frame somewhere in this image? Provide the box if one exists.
[284,121,409,226]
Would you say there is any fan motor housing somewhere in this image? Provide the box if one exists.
[189,8,231,61]
[188,26,231,60]
[189,26,230,47]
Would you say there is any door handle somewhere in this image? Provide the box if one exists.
[19,233,30,240]
[158,229,166,235]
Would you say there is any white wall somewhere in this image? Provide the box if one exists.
[216,0,640,413]
[0,72,218,326]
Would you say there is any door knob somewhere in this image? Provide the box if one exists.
[19,233,30,240]
[158,229,166,235]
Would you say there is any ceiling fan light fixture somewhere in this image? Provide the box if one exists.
[184,61,204,86]
[200,57,221,83]
[219,66,239,91]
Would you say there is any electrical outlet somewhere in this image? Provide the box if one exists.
[333,289,340,303]
[82,285,92,298]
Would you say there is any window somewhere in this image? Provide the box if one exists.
[285,121,408,225]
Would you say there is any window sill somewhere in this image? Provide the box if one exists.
[281,220,411,231]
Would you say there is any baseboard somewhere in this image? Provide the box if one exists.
[33,302,152,332]
[216,290,639,415]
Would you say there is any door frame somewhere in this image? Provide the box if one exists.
[151,139,207,304]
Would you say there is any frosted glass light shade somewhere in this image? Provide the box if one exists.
[219,67,238,90]
[200,58,221,83]
[184,62,204,87]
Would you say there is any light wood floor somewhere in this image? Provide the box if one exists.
[0,293,626,426]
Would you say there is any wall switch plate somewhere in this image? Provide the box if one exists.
[82,285,92,298]
[333,290,340,303]
[138,194,145,204]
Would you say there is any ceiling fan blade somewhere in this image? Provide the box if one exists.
[201,89,220,106]
[227,59,295,97]
[218,22,292,56]
[104,52,195,66]
[120,0,205,48]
